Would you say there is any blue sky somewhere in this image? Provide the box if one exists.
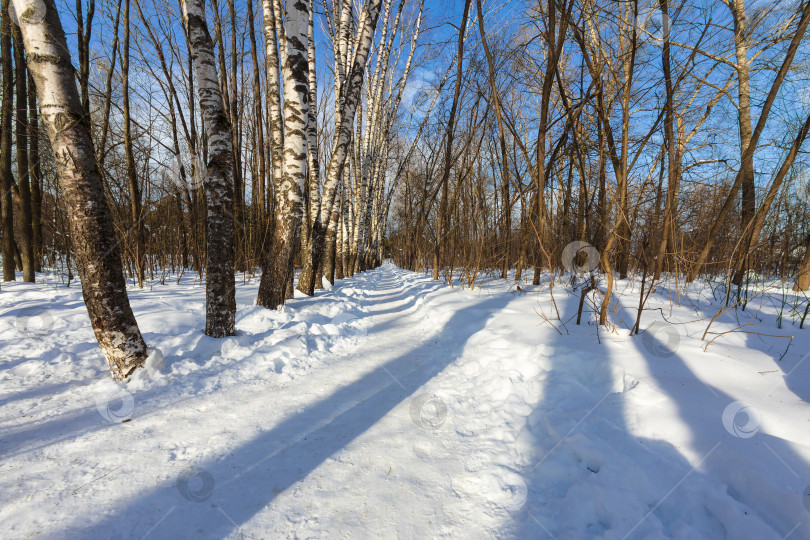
[46,0,810,199]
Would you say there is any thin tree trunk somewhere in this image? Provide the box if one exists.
[653,0,674,283]
[247,0,266,262]
[227,0,243,270]
[535,0,573,280]
[182,0,237,336]
[0,0,15,281]
[76,0,94,118]
[305,0,383,291]
[434,0,471,281]
[475,0,510,279]
[12,22,33,281]
[28,71,42,272]
[122,0,145,287]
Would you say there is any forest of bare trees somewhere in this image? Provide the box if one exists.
[1,0,809,380]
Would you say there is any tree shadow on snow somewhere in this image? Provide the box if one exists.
[508,292,716,538]
[646,278,810,404]
[511,291,810,538]
[65,275,516,538]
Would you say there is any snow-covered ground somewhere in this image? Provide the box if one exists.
[1,263,809,539]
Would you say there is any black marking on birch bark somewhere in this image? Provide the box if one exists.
[26,52,67,65]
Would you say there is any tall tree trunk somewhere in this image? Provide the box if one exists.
[652,0,675,283]
[182,16,204,275]
[535,0,573,279]
[28,71,42,272]
[297,4,321,294]
[687,1,810,281]
[12,22,33,281]
[247,0,266,262]
[75,0,94,118]
[227,0,243,270]
[475,0,510,279]
[434,0,471,280]
[304,0,383,291]
[730,0,755,287]
[0,0,15,281]
[122,0,145,287]
[256,0,311,309]
[258,0,283,281]
[614,5,635,280]
[13,0,148,379]
[182,0,237,336]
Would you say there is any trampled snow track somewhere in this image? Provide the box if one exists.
[2,263,810,538]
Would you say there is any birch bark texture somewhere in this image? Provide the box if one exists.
[347,0,424,276]
[300,0,383,294]
[256,0,311,309]
[296,3,321,293]
[182,0,237,336]
[11,0,148,379]
[259,0,283,217]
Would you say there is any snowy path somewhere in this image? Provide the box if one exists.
[2,263,810,538]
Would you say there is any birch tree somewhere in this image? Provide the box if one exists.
[12,0,148,379]
[345,0,423,276]
[297,3,322,292]
[298,0,383,294]
[182,0,237,336]
[256,0,312,309]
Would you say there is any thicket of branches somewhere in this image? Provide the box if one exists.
[391,0,810,324]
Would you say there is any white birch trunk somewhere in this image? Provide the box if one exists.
[182,0,237,337]
[257,0,310,309]
[351,0,422,272]
[261,0,283,191]
[12,0,148,379]
[302,0,382,290]
[297,4,323,294]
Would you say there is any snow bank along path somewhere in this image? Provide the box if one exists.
[1,262,810,538]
